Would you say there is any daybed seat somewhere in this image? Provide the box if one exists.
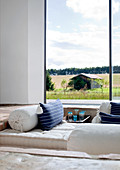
[0,101,120,155]
[1,122,120,155]
[0,122,77,150]
[67,123,120,155]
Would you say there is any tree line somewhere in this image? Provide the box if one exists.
[47,66,120,75]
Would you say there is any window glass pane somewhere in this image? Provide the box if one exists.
[112,0,120,100]
[46,0,109,100]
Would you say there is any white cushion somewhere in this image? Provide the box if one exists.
[8,105,39,132]
[67,123,120,155]
[92,111,101,123]
[99,102,111,114]
[0,125,73,150]
[92,102,111,123]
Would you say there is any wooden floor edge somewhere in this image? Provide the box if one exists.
[0,146,120,160]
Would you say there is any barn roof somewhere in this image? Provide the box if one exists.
[72,73,103,80]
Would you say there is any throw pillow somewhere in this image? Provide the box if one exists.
[37,99,64,130]
[110,102,120,115]
[92,102,111,123]
[99,102,111,114]
[99,112,120,124]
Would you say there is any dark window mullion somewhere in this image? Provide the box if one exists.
[109,0,112,101]
[44,0,47,103]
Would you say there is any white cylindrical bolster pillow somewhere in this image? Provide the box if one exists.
[8,105,39,132]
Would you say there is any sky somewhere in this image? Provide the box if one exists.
[46,0,120,70]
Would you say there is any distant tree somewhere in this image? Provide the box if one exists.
[61,79,67,89]
[47,65,120,75]
[68,80,74,88]
[61,79,67,92]
[104,80,109,88]
[72,77,86,90]
[95,79,105,93]
[46,71,55,91]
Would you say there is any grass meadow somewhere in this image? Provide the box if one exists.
[47,74,120,100]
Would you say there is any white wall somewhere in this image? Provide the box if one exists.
[0,0,45,104]
[28,0,45,103]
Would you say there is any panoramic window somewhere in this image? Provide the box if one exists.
[46,0,120,101]
[112,0,120,100]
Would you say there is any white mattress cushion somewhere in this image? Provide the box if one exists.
[0,122,77,150]
[0,127,73,150]
[8,105,39,132]
[52,121,78,130]
[67,123,120,155]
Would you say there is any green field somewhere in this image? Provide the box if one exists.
[47,74,120,100]
[46,87,120,100]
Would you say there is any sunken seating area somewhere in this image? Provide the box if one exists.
[0,101,120,155]
[1,123,120,155]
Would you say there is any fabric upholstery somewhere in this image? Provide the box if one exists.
[100,112,120,124]
[67,123,120,154]
[110,102,120,115]
[37,99,64,130]
[8,105,38,132]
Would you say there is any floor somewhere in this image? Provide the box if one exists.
[0,105,35,123]
[0,150,120,170]
[0,105,34,115]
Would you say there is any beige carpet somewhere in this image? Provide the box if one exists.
[0,150,120,170]
[0,147,120,170]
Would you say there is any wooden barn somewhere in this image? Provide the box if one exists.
[71,73,103,90]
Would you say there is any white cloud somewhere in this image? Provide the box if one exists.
[112,25,120,65]
[46,24,110,69]
[113,0,120,14]
[66,0,120,20]
[56,25,61,29]
[113,25,120,30]
[46,1,120,69]
[73,28,78,32]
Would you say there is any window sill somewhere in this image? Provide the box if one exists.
[47,99,109,108]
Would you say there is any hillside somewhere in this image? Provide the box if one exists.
[51,75,75,89]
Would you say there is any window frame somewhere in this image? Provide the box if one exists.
[44,0,113,104]
[44,0,47,103]
[109,0,112,101]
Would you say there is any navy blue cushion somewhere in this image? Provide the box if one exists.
[110,102,120,115]
[37,99,64,130]
[99,112,120,124]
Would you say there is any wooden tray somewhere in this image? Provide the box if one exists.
[66,115,91,123]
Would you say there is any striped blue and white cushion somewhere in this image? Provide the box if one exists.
[110,102,120,115]
[37,99,64,130]
[99,112,120,124]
